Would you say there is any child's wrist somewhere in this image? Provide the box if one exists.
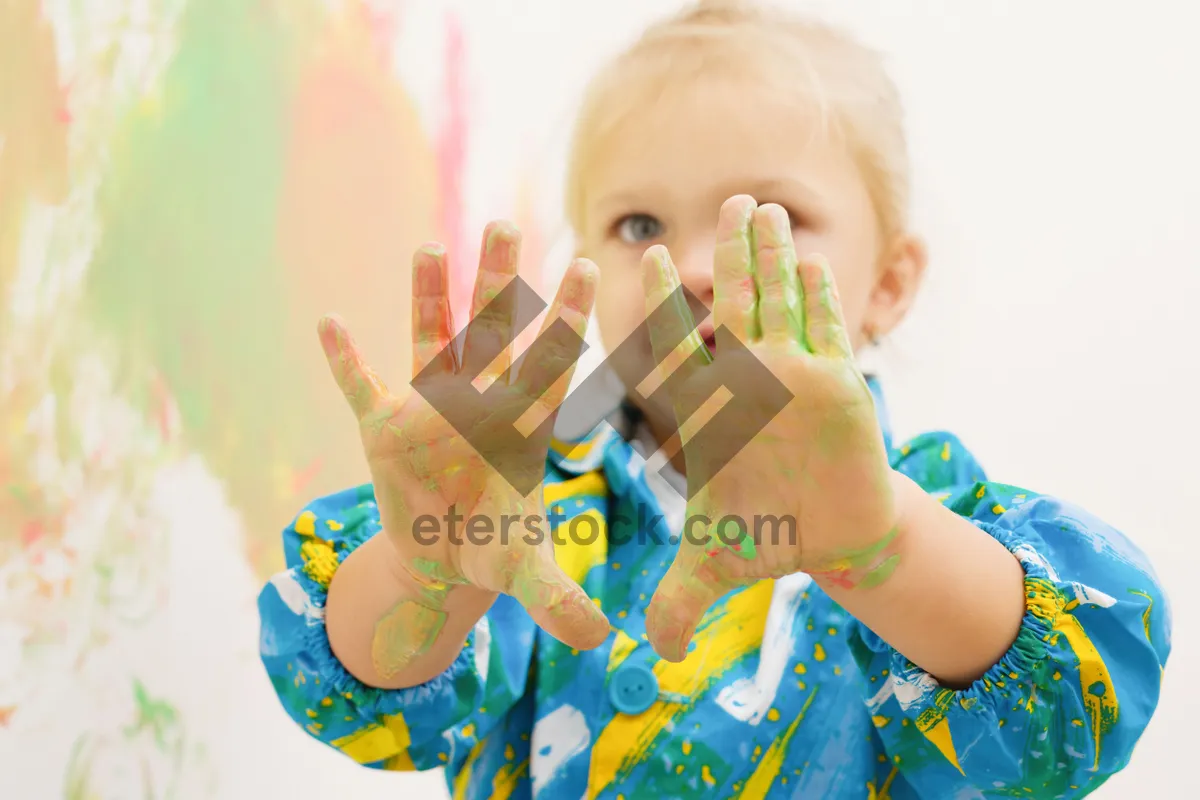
[807,470,913,592]
[380,533,501,618]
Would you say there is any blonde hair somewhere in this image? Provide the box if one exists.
[564,0,911,244]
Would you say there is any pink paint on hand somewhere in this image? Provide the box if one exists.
[809,569,855,590]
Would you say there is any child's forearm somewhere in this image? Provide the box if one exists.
[817,471,1027,688]
[325,533,497,690]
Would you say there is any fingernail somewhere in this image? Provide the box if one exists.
[755,205,791,245]
[563,259,596,307]
[415,258,442,295]
[317,317,341,359]
[674,622,697,661]
[720,195,756,228]
[735,196,756,228]
[574,258,598,285]
[485,221,519,255]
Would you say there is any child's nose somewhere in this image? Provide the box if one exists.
[673,241,716,319]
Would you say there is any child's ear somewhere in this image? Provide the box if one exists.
[864,233,928,339]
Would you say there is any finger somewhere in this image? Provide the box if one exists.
[712,195,760,342]
[513,258,596,413]
[648,343,715,447]
[799,253,854,359]
[752,204,806,348]
[411,244,458,377]
[461,221,523,381]
[642,245,711,390]
[645,543,733,662]
[505,551,611,651]
[317,314,388,420]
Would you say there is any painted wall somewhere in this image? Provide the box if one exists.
[1,0,1196,797]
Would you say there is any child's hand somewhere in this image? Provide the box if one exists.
[642,196,902,662]
[318,222,610,653]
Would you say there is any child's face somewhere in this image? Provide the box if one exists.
[577,80,923,400]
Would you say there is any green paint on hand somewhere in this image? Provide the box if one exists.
[745,214,764,341]
[826,526,898,571]
[705,517,756,560]
[730,534,757,560]
[411,558,460,584]
[660,264,713,367]
[405,557,465,606]
[808,526,902,590]
[484,222,514,256]
[858,553,901,589]
[371,599,447,680]
[779,252,808,352]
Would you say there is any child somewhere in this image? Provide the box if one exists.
[257,2,1170,797]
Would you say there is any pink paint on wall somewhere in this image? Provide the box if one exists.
[436,12,473,327]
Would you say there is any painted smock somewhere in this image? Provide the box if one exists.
[257,379,1169,799]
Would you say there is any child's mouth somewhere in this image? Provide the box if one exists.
[702,331,717,357]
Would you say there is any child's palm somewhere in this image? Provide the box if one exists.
[642,197,899,662]
[317,226,610,652]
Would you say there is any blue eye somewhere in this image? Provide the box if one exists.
[615,214,663,243]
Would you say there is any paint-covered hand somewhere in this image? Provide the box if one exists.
[318,222,610,656]
[642,195,903,662]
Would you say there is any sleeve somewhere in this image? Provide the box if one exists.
[847,433,1172,798]
[257,484,536,771]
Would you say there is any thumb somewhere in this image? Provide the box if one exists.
[505,553,611,652]
[645,548,729,662]
[641,245,712,377]
[317,315,388,420]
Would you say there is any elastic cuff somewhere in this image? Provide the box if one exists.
[861,520,1056,711]
[294,562,480,719]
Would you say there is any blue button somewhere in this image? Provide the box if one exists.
[609,664,659,715]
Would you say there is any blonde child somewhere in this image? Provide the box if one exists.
[257,2,1169,797]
